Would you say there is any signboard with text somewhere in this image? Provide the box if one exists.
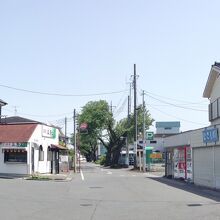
[42,125,56,139]
[0,142,28,148]
[203,128,219,143]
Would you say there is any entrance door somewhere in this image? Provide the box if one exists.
[31,147,35,173]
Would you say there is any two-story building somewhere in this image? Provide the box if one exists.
[164,62,220,189]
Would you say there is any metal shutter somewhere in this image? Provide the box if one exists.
[214,146,220,189]
[193,147,214,188]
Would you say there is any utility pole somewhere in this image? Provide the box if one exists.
[142,90,146,172]
[73,109,77,173]
[133,64,137,168]
[64,117,67,148]
[128,95,130,124]
[110,101,116,114]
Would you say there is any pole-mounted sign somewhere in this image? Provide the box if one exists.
[146,132,154,140]
[80,123,88,134]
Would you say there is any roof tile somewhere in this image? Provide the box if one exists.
[0,124,37,142]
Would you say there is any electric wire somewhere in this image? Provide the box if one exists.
[146,93,207,112]
[147,103,208,126]
[0,83,128,97]
[146,91,208,105]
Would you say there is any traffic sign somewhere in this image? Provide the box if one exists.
[146,132,154,140]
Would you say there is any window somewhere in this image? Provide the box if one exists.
[164,127,171,130]
[150,140,157,144]
[4,151,27,163]
[47,146,52,161]
[209,98,220,121]
[39,145,44,161]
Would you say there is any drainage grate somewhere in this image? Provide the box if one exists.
[187,204,202,207]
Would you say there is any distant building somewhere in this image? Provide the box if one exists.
[156,121,180,135]
[144,121,181,153]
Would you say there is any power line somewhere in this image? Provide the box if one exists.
[146,90,208,105]
[146,94,207,112]
[0,83,128,97]
[147,103,208,126]
[4,107,73,118]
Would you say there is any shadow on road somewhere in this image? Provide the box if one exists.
[148,176,220,202]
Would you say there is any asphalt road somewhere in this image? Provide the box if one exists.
[1,163,220,220]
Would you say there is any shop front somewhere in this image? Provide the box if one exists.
[0,142,30,174]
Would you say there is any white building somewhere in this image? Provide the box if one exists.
[164,62,220,189]
[0,119,66,175]
[144,121,180,153]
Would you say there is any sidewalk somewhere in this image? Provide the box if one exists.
[39,171,74,181]
[0,171,74,181]
[145,171,220,202]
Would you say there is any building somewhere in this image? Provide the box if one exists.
[156,121,180,135]
[144,121,180,153]
[164,62,220,189]
[0,116,67,175]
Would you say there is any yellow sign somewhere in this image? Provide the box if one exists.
[150,153,162,159]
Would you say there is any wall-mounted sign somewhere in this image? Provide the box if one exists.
[42,125,56,139]
[150,153,162,159]
[203,127,219,143]
[0,142,28,147]
[146,132,154,140]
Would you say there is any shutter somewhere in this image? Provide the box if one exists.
[193,147,214,188]
[214,146,220,188]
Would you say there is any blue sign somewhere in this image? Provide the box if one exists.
[203,128,219,143]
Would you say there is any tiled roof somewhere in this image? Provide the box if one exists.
[4,116,41,124]
[0,124,37,142]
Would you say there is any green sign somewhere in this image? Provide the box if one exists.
[51,128,56,139]
[146,132,154,140]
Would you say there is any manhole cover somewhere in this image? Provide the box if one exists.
[187,204,202,207]
[89,186,103,189]
[80,204,93,207]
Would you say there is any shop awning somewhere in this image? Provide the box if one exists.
[50,144,67,150]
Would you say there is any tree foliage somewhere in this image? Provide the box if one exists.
[77,100,154,166]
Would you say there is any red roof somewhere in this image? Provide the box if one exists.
[0,124,37,142]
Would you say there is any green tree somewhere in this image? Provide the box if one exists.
[78,100,112,161]
[78,100,154,167]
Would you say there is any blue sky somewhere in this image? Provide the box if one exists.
[0,0,219,134]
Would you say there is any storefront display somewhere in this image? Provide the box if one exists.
[174,146,192,181]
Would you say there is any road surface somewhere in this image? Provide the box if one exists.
[0,162,220,220]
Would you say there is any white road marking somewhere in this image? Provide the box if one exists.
[106,171,112,175]
[80,170,85,181]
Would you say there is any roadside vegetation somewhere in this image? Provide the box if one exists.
[73,100,153,167]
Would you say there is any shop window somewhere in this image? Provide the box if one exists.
[47,146,52,161]
[4,151,27,163]
[39,145,44,161]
